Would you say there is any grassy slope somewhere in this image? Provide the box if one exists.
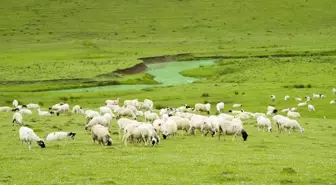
[0,0,336,88]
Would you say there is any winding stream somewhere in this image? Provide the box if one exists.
[55,60,215,92]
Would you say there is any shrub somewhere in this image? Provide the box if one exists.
[293,84,305,88]
[38,101,44,106]
[234,91,239,95]
[204,100,209,104]
[307,84,312,88]
[155,104,166,109]
[201,93,209,97]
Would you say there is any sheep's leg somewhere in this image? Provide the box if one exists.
[258,125,260,132]
[119,129,122,140]
[124,135,128,146]
[142,135,147,146]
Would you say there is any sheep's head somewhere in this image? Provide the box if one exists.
[268,127,272,132]
[228,110,232,113]
[241,129,248,141]
[37,140,46,148]
[68,132,76,139]
[207,111,210,115]
[22,104,27,108]
[151,137,157,146]
[56,112,60,116]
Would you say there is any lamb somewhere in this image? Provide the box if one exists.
[12,111,23,125]
[308,104,315,112]
[72,105,83,114]
[19,126,45,150]
[271,95,276,101]
[217,118,248,141]
[91,125,113,146]
[280,119,304,134]
[284,95,290,101]
[330,100,335,104]
[195,103,211,114]
[216,102,225,113]
[123,124,159,146]
[233,104,242,108]
[144,111,159,123]
[298,102,307,107]
[0,106,12,112]
[37,109,53,116]
[117,118,138,139]
[116,107,137,120]
[161,119,177,139]
[46,132,76,141]
[105,98,120,106]
[26,103,40,109]
[287,111,301,118]
[257,116,272,132]
[13,99,19,107]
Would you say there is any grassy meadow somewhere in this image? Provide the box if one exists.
[0,0,336,184]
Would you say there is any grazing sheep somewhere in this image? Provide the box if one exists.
[50,103,63,110]
[218,113,234,121]
[330,100,335,104]
[37,109,53,116]
[46,132,76,141]
[280,119,304,134]
[105,98,120,106]
[99,106,115,118]
[27,103,40,109]
[200,118,216,137]
[284,95,290,101]
[228,109,242,115]
[161,119,177,139]
[91,125,113,146]
[72,105,83,114]
[333,88,336,95]
[235,112,252,121]
[13,100,19,107]
[287,111,301,118]
[153,119,165,134]
[0,106,12,112]
[290,107,297,112]
[124,99,139,107]
[85,114,112,130]
[216,102,225,113]
[271,95,276,101]
[281,108,290,113]
[312,93,320,99]
[144,111,159,123]
[117,118,138,139]
[189,115,208,135]
[298,102,307,107]
[217,118,248,141]
[273,115,290,131]
[12,111,23,125]
[144,99,154,109]
[123,124,159,146]
[85,110,100,124]
[257,116,272,132]
[56,103,69,116]
[233,104,242,108]
[19,108,32,115]
[116,107,137,120]
[294,97,302,101]
[167,116,191,135]
[305,96,311,102]
[138,102,151,111]
[19,126,45,150]
[195,103,211,114]
[308,104,315,112]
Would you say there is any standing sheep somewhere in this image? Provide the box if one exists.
[19,126,46,150]
[91,125,113,146]
[27,103,40,109]
[308,104,315,112]
[333,88,336,95]
[195,103,211,114]
[72,105,83,114]
[216,102,225,113]
[271,95,276,102]
[217,118,248,141]
[257,116,272,132]
[105,98,120,106]
[12,111,23,125]
[13,99,19,107]
[330,100,335,104]
[280,119,304,134]
[284,95,290,101]
[161,119,177,139]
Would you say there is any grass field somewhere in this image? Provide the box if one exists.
[1,0,336,184]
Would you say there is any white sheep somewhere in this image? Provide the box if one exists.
[124,99,139,107]
[305,96,311,102]
[308,104,315,112]
[280,119,304,134]
[287,111,301,118]
[253,112,267,118]
[298,102,307,107]
[228,109,242,115]
[144,111,159,123]
[19,126,46,150]
[116,107,137,120]
[217,118,248,141]
[235,112,252,120]
[330,100,335,104]
[117,118,138,139]
[294,97,302,101]
[272,115,290,131]
[19,108,32,115]
[91,125,113,146]
[284,95,290,101]
[13,99,19,107]
[105,98,120,105]
[46,132,76,141]
[153,119,165,134]
[138,102,151,111]
[26,103,40,109]
[99,106,115,118]
[56,103,69,116]
[195,103,211,114]
[136,110,144,117]
[216,102,225,113]
[85,114,112,130]
[257,116,272,132]
[281,108,290,113]
[161,119,177,139]
[271,95,276,101]
[72,105,83,114]
[189,115,208,135]
[290,107,297,112]
[233,104,242,108]
[144,99,154,109]
[123,124,159,146]
[85,110,100,124]
[0,106,12,112]
[312,93,320,99]
[37,109,53,116]
[12,111,23,125]
[218,113,234,121]
[50,103,62,110]
[333,88,336,95]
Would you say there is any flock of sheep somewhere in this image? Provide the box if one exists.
[1,88,335,150]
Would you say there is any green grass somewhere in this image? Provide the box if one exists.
[1,0,336,184]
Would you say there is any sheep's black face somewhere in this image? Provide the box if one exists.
[37,140,46,148]
[186,105,190,109]
[272,109,278,114]
[56,112,60,116]
[68,132,76,139]
[22,104,27,108]
[228,110,232,113]
[50,111,54,114]
[207,111,210,115]
[241,129,248,141]
[211,131,215,137]
[80,106,82,109]
[168,114,173,117]
[162,134,167,140]
[49,107,52,110]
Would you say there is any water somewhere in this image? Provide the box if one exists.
[53,60,214,92]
